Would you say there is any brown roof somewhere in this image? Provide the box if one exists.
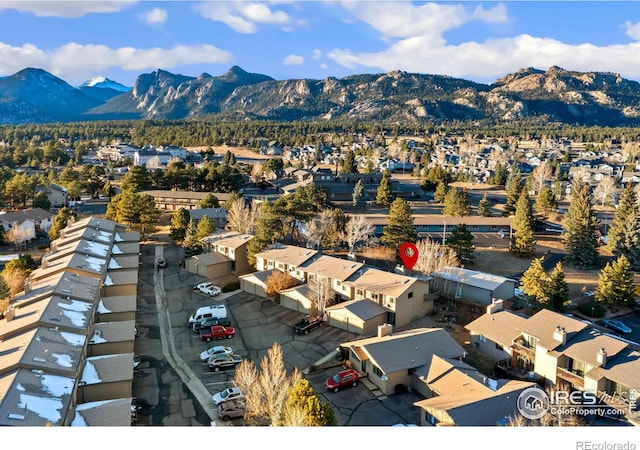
[559,328,628,368]
[465,310,528,348]
[587,347,640,388]
[299,254,363,281]
[343,267,420,298]
[363,214,513,227]
[191,252,231,266]
[255,244,318,268]
[518,309,588,350]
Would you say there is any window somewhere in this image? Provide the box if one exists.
[373,366,383,378]
[425,412,439,425]
[277,263,284,270]
[478,334,487,343]
[356,289,364,297]
[495,342,503,351]
[387,297,395,304]
[408,292,413,299]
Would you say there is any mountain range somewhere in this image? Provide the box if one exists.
[1,65,640,126]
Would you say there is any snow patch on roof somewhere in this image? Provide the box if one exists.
[81,360,102,385]
[52,352,74,368]
[60,331,85,346]
[104,275,113,286]
[96,299,111,314]
[108,259,122,270]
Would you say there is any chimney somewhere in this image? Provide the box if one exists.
[486,298,504,315]
[597,347,607,366]
[377,323,393,338]
[553,326,567,345]
[4,305,15,322]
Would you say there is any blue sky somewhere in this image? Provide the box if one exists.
[1,1,640,87]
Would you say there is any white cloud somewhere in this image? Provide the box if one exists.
[141,8,167,25]
[327,2,640,82]
[0,1,136,18]
[194,1,290,33]
[320,63,328,70]
[625,21,640,41]
[312,49,322,60]
[0,41,232,81]
[283,54,304,65]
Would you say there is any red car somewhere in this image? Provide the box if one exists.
[325,369,359,392]
[200,325,236,342]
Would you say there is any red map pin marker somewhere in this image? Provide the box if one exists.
[399,242,419,270]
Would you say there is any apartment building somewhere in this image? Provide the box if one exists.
[466,300,640,425]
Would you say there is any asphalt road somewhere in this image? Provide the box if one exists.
[132,237,423,427]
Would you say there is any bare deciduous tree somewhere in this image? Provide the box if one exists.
[6,226,32,250]
[226,198,263,235]
[145,155,162,170]
[250,163,264,184]
[232,343,302,425]
[414,238,460,277]
[308,274,334,315]
[593,175,617,206]
[305,209,334,250]
[340,215,376,253]
[531,161,552,194]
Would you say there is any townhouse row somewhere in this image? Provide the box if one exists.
[0,216,140,426]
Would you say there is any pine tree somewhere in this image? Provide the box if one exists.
[606,183,640,269]
[170,207,191,241]
[376,170,394,206]
[503,165,522,216]
[442,187,471,217]
[477,192,491,217]
[520,257,549,306]
[511,189,536,256]
[340,150,358,174]
[595,255,635,306]
[183,219,203,258]
[196,215,215,241]
[547,262,570,312]
[352,179,366,209]
[534,187,558,218]
[446,224,475,264]
[381,198,417,251]
[562,181,600,269]
[434,181,448,204]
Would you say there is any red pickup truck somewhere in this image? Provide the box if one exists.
[200,325,235,342]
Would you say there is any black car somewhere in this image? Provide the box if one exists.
[192,317,232,334]
[156,257,167,268]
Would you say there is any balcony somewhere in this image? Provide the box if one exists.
[512,338,535,358]
[556,366,585,389]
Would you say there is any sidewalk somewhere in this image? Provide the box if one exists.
[153,245,227,427]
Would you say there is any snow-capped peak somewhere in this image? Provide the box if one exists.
[79,77,131,92]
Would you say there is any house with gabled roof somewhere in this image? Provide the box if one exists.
[202,231,254,274]
[339,325,466,395]
[465,302,640,425]
[413,355,536,426]
[432,266,517,307]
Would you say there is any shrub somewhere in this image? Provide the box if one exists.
[222,281,240,293]
[578,301,606,318]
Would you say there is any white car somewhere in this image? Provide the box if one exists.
[199,346,233,362]
[212,387,244,405]
[193,281,214,291]
[198,284,221,297]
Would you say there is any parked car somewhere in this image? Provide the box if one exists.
[193,317,232,334]
[208,354,243,372]
[193,281,214,291]
[325,369,360,392]
[200,325,236,342]
[600,318,632,334]
[212,387,244,405]
[188,304,228,325]
[198,284,221,297]
[156,257,167,268]
[633,303,640,316]
[217,399,246,421]
[199,345,233,362]
[293,316,323,335]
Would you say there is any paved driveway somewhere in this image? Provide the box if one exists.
[132,239,426,426]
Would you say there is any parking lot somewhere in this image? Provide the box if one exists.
[132,239,423,427]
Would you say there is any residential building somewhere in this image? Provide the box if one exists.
[35,183,68,207]
[188,208,227,229]
[465,302,640,425]
[0,216,140,426]
[432,266,517,308]
[201,231,254,275]
[139,190,235,211]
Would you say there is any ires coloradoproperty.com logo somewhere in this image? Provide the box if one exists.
[516,387,637,420]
